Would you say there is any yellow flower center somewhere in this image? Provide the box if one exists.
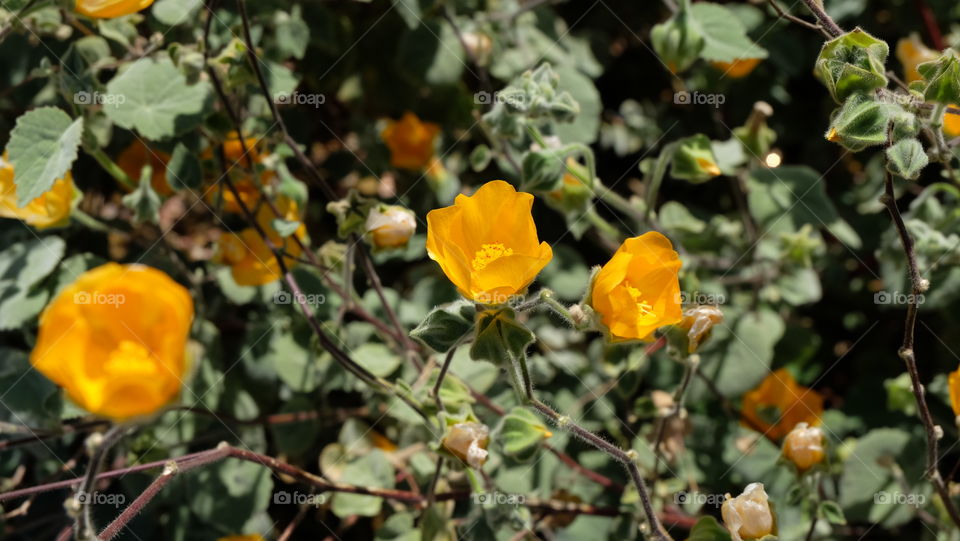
[105,340,158,376]
[625,282,660,325]
[472,243,513,270]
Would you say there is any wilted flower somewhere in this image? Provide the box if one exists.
[442,422,490,468]
[75,0,155,18]
[741,368,823,441]
[895,34,939,83]
[712,58,762,78]
[30,264,193,421]
[381,112,440,170]
[782,422,825,472]
[677,305,724,352]
[215,195,307,286]
[0,152,75,229]
[587,232,682,342]
[426,180,552,303]
[117,139,172,196]
[366,205,416,249]
[721,483,775,541]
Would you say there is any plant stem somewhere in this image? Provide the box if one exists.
[799,0,843,37]
[75,424,130,540]
[98,461,178,540]
[89,149,135,190]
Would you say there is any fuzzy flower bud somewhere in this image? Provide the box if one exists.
[782,422,825,472]
[442,422,490,469]
[721,483,775,541]
[366,205,417,249]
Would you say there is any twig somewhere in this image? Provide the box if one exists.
[98,461,178,540]
[799,0,843,37]
[0,0,40,43]
[765,0,828,37]
[880,171,960,529]
[75,424,131,539]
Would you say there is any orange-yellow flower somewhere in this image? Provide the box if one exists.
[426,180,552,304]
[895,35,939,83]
[30,263,193,421]
[948,365,960,418]
[381,112,440,170]
[116,140,172,196]
[215,195,307,286]
[75,0,154,18]
[711,58,762,78]
[944,105,960,138]
[203,132,271,214]
[782,422,825,472]
[0,152,75,229]
[587,232,682,342]
[741,368,823,441]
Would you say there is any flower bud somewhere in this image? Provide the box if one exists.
[815,28,889,104]
[721,483,775,541]
[365,205,417,249]
[782,422,825,472]
[678,305,724,353]
[651,8,704,74]
[442,422,490,469]
[671,134,722,183]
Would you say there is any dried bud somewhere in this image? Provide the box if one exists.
[442,422,489,469]
[782,422,825,472]
[721,483,775,541]
[366,205,417,249]
[678,305,724,353]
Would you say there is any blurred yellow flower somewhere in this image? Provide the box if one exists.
[366,205,416,249]
[381,112,440,170]
[75,0,154,18]
[426,180,552,304]
[215,195,307,286]
[948,365,960,418]
[203,132,271,214]
[782,422,825,472]
[944,105,960,138]
[711,57,762,78]
[0,152,75,229]
[588,232,682,342]
[30,263,193,421]
[741,368,823,441]
[117,140,172,196]
[721,483,775,541]
[895,35,939,83]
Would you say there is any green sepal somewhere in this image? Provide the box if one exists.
[815,28,889,103]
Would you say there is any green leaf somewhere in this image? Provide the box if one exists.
[410,301,475,353]
[826,95,892,152]
[885,138,928,180]
[687,516,733,541]
[274,6,310,59]
[271,218,301,238]
[104,58,212,140]
[396,21,465,85]
[469,144,492,172]
[331,450,395,518]
[166,142,201,190]
[353,343,401,377]
[917,49,960,104]
[500,407,552,461]
[0,236,66,289]
[714,308,785,396]
[689,2,767,62]
[122,167,161,223]
[6,107,83,206]
[818,500,847,525]
[521,148,566,192]
[469,307,535,364]
[152,0,203,26]
[671,134,722,183]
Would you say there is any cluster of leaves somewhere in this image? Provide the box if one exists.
[3,0,960,540]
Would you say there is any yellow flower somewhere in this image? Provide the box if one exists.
[117,140,172,196]
[721,483,775,541]
[381,112,440,170]
[711,57,762,78]
[217,536,265,541]
[30,263,193,421]
[75,0,154,18]
[895,35,939,83]
[944,105,960,138]
[215,195,307,286]
[948,365,960,419]
[366,205,417,249]
[741,368,823,441]
[587,232,682,342]
[442,422,490,468]
[426,180,552,304]
[782,422,825,472]
[0,152,75,229]
[203,132,271,214]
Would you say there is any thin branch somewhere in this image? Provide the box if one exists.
[765,0,828,37]
[98,461,178,540]
[799,0,843,37]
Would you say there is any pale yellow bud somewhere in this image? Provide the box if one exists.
[782,422,825,472]
[366,205,416,249]
[442,422,489,469]
[721,483,774,541]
